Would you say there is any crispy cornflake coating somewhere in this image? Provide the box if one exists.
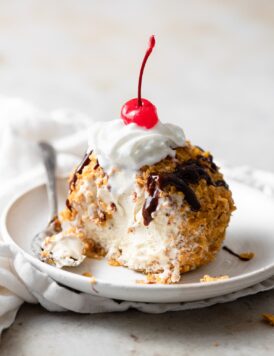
[138,142,235,275]
[59,142,236,283]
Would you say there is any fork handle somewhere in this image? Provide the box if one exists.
[38,141,58,221]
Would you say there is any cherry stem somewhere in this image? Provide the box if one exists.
[137,35,156,107]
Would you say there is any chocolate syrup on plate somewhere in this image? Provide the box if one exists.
[222,246,251,261]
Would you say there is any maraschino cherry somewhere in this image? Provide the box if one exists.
[121,35,159,129]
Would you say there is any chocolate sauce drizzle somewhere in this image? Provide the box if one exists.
[93,159,99,170]
[65,198,71,210]
[142,176,159,226]
[195,145,205,152]
[222,246,251,261]
[66,150,93,210]
[69,150,92,190]
[197,154,217,173]
[215,180,229,189]
[142,158,228,226]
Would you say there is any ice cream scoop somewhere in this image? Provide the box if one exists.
[37,36,235,283]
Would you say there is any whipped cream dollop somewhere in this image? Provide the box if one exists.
[88,119,185,172]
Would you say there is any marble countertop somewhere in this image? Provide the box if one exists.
[1,1,274,355]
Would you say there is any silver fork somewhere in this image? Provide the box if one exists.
[31,141,60,260]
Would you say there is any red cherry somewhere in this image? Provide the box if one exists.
[121,35,159,129]
[121,98,158,129]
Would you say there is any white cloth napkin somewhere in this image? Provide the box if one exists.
[1,96,274,340]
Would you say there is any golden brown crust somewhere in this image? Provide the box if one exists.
[59,142,235,283]
[62,153,114,225]
[136,142,235,275]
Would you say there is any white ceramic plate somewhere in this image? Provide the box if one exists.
[2,178,274,303]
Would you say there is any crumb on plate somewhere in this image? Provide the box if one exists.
[239,252,255,261]
[200,274,229,283]
[262,313,274,326]
[82,272,96,284]
[90,276,97,284]
[108,259,122,266]
[82,272,93,277]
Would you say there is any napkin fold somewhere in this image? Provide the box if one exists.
[1,97,274,340]
[0,96,92,338]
